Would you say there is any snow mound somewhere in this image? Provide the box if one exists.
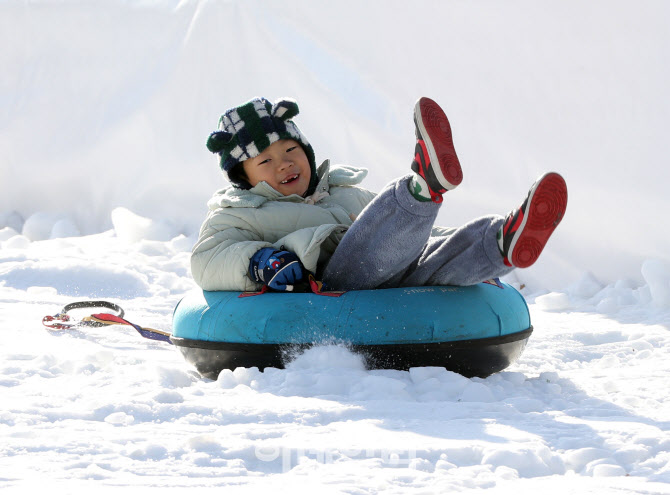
[111,207,179,243]
[22,212,80,241]
[535,292,571,311]
[641,259,670,307]
[0,260,152,298]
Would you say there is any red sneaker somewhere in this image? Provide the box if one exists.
[499,172,568,268]
[411,97,463,203]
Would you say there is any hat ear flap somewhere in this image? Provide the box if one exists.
[206,131,233,153]
[271,98,299,121]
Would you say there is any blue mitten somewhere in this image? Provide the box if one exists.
[249,248,304,291]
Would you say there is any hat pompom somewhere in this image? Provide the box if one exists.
[271,99,299,121]
[206,130,233,153]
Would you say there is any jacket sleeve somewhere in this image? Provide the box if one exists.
[190,210,272,291]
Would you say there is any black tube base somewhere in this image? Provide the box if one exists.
[171,328,532,380]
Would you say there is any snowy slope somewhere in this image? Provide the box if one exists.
[1,0,669,288]
[2,0,670,493]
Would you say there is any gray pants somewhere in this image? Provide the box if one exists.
[322,175,513,290]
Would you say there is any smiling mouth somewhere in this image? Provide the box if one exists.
[280,174,299,184]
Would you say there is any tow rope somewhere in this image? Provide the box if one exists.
[42,301,172,344]
[42,276,342,344]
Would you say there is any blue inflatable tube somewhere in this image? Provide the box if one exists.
[171,281,532,378]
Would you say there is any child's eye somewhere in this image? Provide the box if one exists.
[286,146,297,152]
[258,158,271,165]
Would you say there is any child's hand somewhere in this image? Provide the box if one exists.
[249,248,305,291]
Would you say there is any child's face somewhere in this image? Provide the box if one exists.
[242,139,311,196]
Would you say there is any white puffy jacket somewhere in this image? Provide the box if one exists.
[191,160,376,291]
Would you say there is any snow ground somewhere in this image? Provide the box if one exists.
[1,225,669,493]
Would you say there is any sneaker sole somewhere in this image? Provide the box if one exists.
[414,97,463,190]
[508,172,568,268]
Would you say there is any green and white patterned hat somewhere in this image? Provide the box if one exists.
[206,97,317,193]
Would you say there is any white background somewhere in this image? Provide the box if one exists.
[2,0,669,290]
[1,2,669,493]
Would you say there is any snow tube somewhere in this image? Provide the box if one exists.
[171,281,532,379]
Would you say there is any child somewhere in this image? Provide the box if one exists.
[191,96,567,293]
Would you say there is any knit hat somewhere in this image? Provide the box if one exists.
[206,97,318,194]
